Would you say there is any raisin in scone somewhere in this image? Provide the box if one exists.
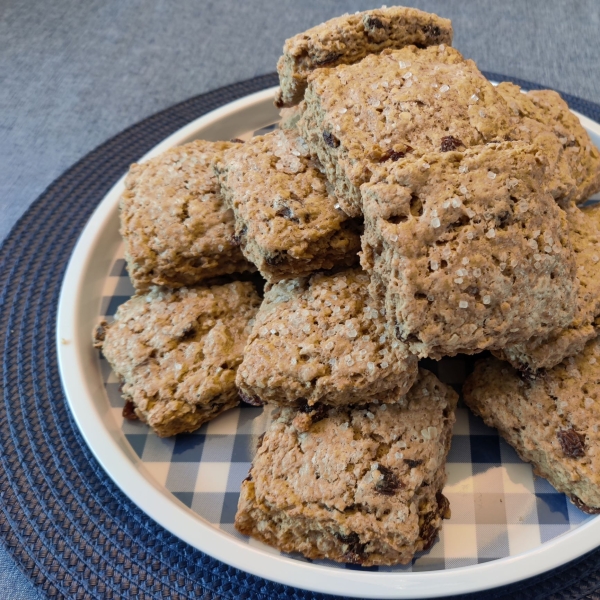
[237,268,417,408]
[360,142,577,358]
[298,44,514,216]
[120,140,254,291]
[235,369,457,566]
[495,203,600,371]
[214,129,361,282]
[463,340,600,513]
[497,82,600,205]
[275,6,453,107]
[93,282,261,437]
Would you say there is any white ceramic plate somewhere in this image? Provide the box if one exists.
[57,86,600,598]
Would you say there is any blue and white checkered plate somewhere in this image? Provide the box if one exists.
[57,87,600,599]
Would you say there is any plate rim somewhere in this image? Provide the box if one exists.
[56,85,600,599]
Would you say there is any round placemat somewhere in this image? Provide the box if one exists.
[2,72,600,600]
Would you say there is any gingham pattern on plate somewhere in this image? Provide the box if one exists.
[96,123,593,573]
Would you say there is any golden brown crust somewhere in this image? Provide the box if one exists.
[96,282,261,437]
[214,129,361,282]
[276,6,453,107]
[463,341,600,510]
[237,268,418,407]
[235,369,457,566]
[495,204,600,370]
[298,45,514,216]
[497,82,600,205]
[360,142,577,358]
[120,140,254,291]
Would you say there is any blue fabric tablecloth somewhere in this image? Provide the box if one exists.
[1,1,600,597]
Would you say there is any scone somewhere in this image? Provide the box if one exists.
[297,44,514,216]
[463,340,600,513]
[495,203,600,371]
[235,369,458,566]
[279,102,305,131]
[214,129,361,282]
[497,82,600,205]
[275,6,452,107]
[120,140,254,291]
[93,281,261,437]
[237,268,418,407]
[360,142,577,358]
